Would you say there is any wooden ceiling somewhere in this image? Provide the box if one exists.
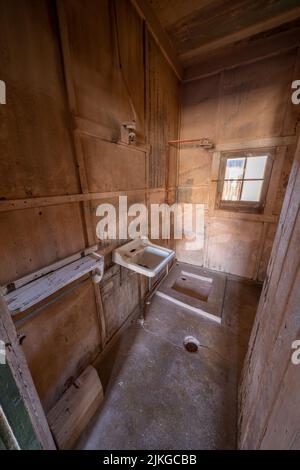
[138,0,300,75]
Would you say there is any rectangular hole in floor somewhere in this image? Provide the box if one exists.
[171,271,213,302]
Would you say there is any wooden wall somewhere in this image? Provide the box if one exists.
[0,0,179,413]
[178,47,300,279]
[239,135,300,449]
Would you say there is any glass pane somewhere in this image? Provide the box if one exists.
[224,158,245,180]
[222,180,242,201]
[241,180,263,202]
[244,156,267,179]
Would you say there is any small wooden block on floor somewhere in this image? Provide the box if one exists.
[47,365,103,449]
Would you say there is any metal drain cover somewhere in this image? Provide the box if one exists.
[183,335,200,353]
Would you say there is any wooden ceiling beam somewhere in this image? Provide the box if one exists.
[180,6,300,64]
[184,25,300,82]
[131,0,183,80]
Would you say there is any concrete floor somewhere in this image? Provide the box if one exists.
[76,264,261,450]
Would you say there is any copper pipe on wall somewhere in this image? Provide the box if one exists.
[168,138,214,147]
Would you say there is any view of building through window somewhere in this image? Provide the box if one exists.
[222,155,268,202]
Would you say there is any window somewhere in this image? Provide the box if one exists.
[217,150,273,213]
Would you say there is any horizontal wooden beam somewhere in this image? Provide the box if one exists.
[0,188,168,213]
[184,26,300,82]
[209,210,278,225]
[180,6,300,64]
[215,136,297,152]
[131,0,183,80]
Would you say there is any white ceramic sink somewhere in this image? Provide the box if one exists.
[112,238,175,277]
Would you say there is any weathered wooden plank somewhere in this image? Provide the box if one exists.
[179,5,300,62]
[184,27,300,81]
[0,244,99,296]
[209,210,278,224]
[17,280,102,413]
[215,136,296,151]
[264,146,287,215]
[81,136,147,193]
[0,188,168,213]
[239,136,300,448]
[0,203,86,286]
[206,218,264,279]
[0,405,20,450]
[130,0,182,80]
[0,0,80,200]
[5,254,104,314]
[47,365,103,449]
[0,296,56,449]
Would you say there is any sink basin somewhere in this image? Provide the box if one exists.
[112,238,175,277]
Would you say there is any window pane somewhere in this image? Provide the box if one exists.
[244,156,267,179]
[224,158,245,180]
[222,180,242,201]
[241,180,263,201]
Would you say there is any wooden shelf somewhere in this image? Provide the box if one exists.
[5,254,104,315]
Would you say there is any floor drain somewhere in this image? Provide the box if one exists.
[183,336,200,353]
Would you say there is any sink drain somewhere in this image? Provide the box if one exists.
[183,336,200,353]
